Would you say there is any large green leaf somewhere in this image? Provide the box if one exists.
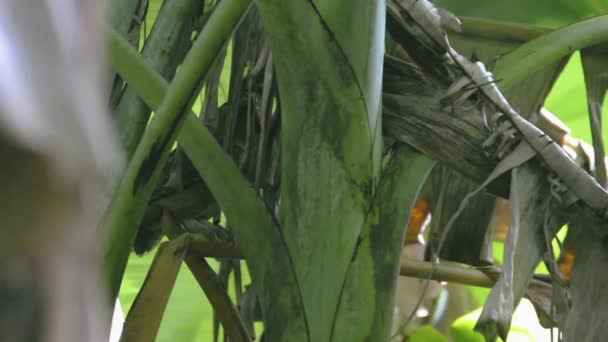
[332,146,434,341]
[254,1,384,340]
[314,0,385,178]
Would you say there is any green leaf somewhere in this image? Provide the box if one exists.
[313,0,386,179]
[106,0,143,37]
[453,301,550,342]
[452,311,485,342]
[409,325,448,342]
[332,146,434,341]
[493,14,608,91]
[115,0,201,160]
[178,114,308,341]
[314,0,385,137]
[254,0,385,340]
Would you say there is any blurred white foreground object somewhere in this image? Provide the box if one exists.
[109,300,125,342]
[0,1,122,341]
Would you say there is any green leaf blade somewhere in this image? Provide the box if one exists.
[255,0,384,340]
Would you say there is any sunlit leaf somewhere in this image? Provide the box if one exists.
[453,300,556,342]
[409,325,447,342]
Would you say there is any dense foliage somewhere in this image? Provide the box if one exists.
[0,0,606,341]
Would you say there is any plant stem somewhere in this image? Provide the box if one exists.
[495,14,608,90]
[102,0,251,303]
[458,16,550,42]
[400,259,494,288]
[106,22,309,340]
[115,0,201,160]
